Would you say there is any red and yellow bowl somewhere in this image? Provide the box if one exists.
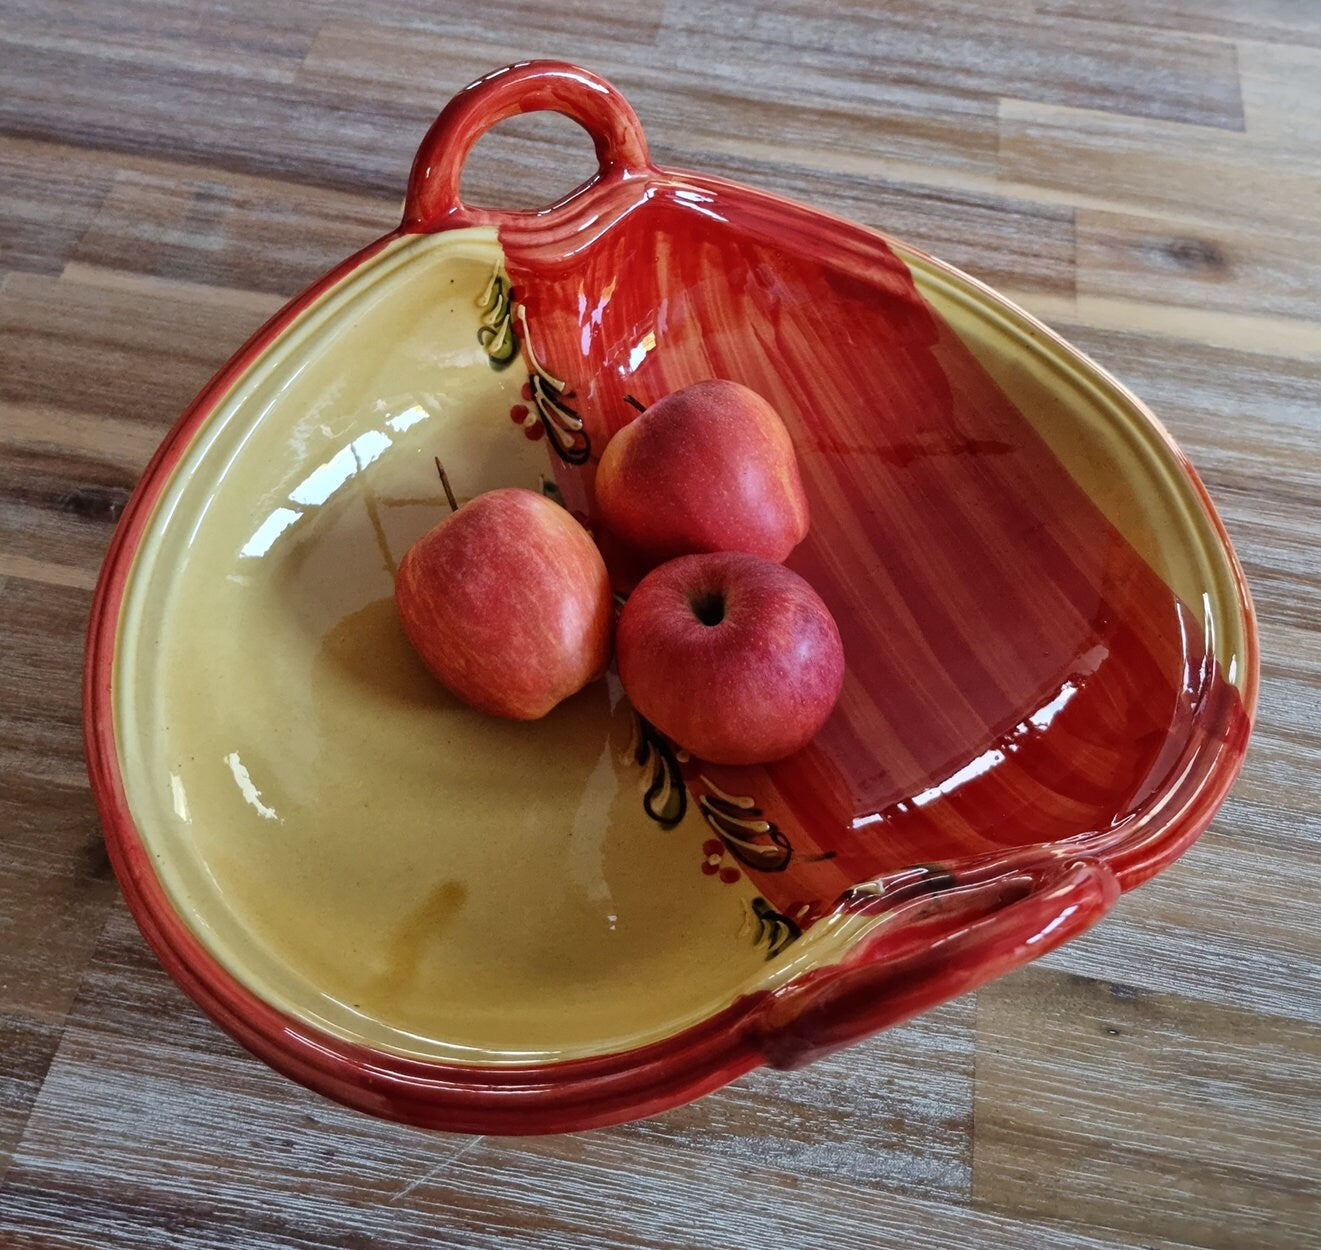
[84,62,1257,1134]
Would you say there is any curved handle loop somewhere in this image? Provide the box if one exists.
[403,60,652,230]
[751,857,1119,1069]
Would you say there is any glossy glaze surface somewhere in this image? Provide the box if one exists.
[86,62,1256,1132]
[480,115,1253,922]
[497,182,1254,921]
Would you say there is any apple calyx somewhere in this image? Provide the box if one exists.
[688,589,726,627]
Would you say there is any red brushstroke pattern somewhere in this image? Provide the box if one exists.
[499,183,1250,915]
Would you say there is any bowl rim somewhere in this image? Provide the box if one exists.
[83,61,1258,1134]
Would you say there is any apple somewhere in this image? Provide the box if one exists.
[595,380,810,567]
[395,487,613,719]
[616,551,844,765]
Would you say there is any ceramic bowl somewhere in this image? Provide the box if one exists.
[85,62,1257,1133]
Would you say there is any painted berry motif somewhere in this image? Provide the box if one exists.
[509,385,545,441]
[700,838,742,885]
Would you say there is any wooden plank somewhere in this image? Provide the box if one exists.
[1,403,167,466]
[311,51,644,214]
[0,139,112,278]
[63,904,291,1062]
[0,554,96,591]
[973,967,1321,1249]
[1013,324,1321,1027]
[0,433,135,583]
[331,0,666,48]
[304,22,1061,292]
[0,271,279,426]
[1039,0,1321,49]
[0,579,118,1023]
[0,272,278,582]
[68,166,388,297]
[1037,324,1321,625]
[1075,206,1321,322]
[0,1012,62,1186]
[613,997,975,1195]
[657,0,1245,129]
[667,152,1076,296]
[998,98,1321,234]
[1238,40,1321,145]
[301,20,1000,177]
[0,2,656,200]
[2,1015,1195,1250]
[1037,806,1321,1029]
[1009,289,1321,361]
[0,0,321,75]
[0,577,99,795]
[0,36,420,198]
[0,401,161,584]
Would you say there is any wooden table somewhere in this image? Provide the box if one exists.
[3,3,1319,1247]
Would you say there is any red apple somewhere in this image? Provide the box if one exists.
[595,380,810,567]
[616,551,844,765]
[395,488,612,719]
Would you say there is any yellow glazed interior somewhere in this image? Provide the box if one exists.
[115,229,852,1064]
[113,226,1250,1066]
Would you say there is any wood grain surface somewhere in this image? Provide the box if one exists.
[2,2,1319,1247]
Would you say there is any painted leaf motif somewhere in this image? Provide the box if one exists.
[631,713,687,830]
[696,781,792,873]
[750,897,801,960]
[476,268,519,368]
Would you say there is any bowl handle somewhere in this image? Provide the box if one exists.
[750,857,1120,1069]
[403,60,653,230]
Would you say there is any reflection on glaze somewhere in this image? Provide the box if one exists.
[223,752,280,821]
[169,772,190,824]
[289,429,391,507]
[237,404,439,565]
[850,667,1090,825]
[627,330,656,372]
[240,425,396,559]
[239,506,301,559]
[387,403,430,434]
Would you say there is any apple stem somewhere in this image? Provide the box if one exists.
[434,456,459,513]
[622,394,647,414]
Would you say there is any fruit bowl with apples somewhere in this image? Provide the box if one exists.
[85,62,1257,1134]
